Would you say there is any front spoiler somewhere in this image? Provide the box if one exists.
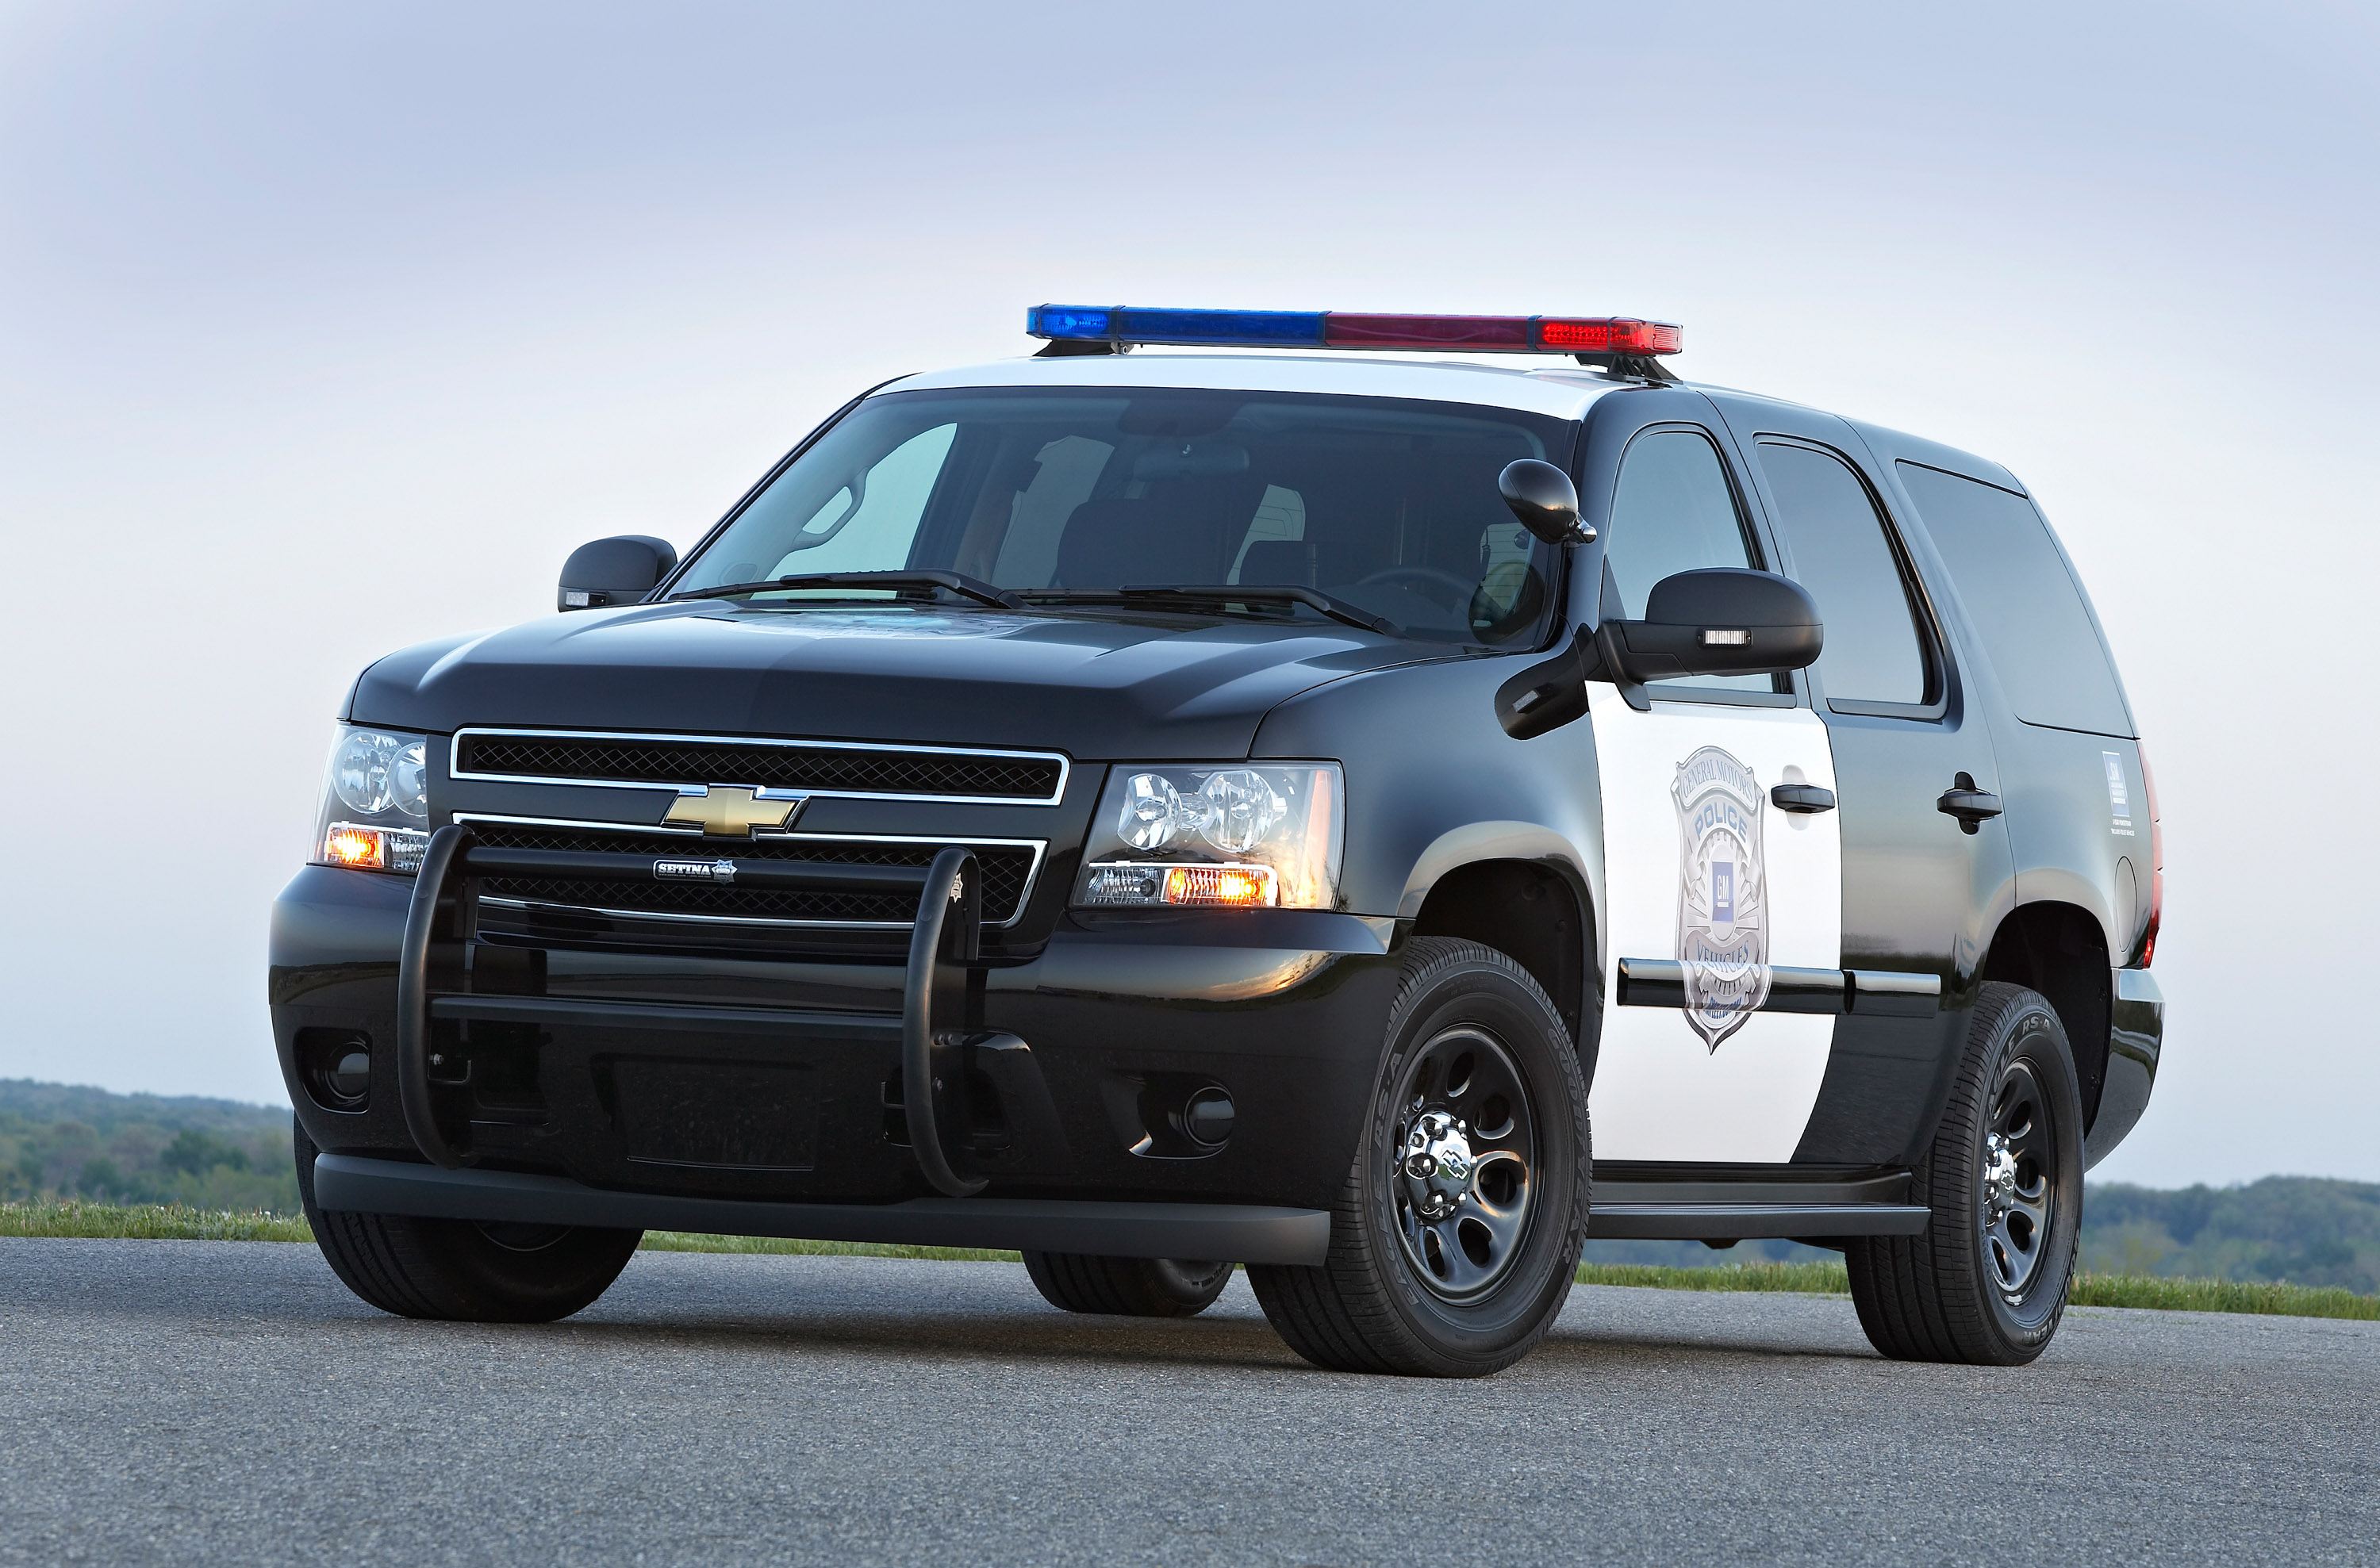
[313,1153,1333,1265]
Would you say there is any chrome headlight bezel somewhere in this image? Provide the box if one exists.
[311,725,432,873]
[1073,762,1343,910]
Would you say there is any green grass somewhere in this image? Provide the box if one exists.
[0,1199,314,1242]
[2070,1271,2378,1319]
[1573,1258,2380,1321]
[6,1204,2371,1323]
[1577,1259,1852,1294]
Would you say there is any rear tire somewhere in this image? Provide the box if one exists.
[1845,983,2083,1365]
[1248,937,1589,1378]
[1023,1252,1233,1317]
[295,1119,641,1323]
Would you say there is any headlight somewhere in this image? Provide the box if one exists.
[311,725,432,873]
[1074,763,1342,910]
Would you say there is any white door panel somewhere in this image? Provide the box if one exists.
[1589,688,1841,1163]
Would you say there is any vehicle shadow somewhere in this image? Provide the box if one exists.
[538,1275,1886,1375]
[0,1240,1884,1377]
[523,1305,1888,1380]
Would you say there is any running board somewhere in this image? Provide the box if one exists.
[1586,1175,1930,1240]
[311,1154,1332,1266]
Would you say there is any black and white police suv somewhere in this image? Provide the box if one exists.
[275,305,2163,1375]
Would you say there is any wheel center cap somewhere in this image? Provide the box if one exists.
[1983,1134,2020,1214]
[1401,1110,1476,1220]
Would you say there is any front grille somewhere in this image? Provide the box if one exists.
[463,822,1041,926]
[453,731,1065,803]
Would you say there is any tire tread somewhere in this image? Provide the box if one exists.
[1248,937,1588,1378]
[1845,983,2077,1366]
[1022,1252,1228,1317]
[294,1118,638,1323]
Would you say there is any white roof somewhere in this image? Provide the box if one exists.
[885,351,1624,421]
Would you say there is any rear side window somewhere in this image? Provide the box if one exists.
[1896,462,2130,736]
[1756,441,1930,707]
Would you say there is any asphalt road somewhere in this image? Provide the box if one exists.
[2,1240,2374,1566]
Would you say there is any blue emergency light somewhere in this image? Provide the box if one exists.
[1026,305,1682,356]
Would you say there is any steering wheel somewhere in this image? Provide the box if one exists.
[1354,565,1477,611]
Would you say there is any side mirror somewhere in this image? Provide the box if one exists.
[1493,568,1821,738]
[558,535,678,611]
[1610,568,1822,680]
[1498,460,1594,546]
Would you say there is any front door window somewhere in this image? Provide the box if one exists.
[1601,427,1773,696]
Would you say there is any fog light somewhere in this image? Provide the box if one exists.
[1184,1087,1236,1146]
[297,1030,372,1112]
[329,1051,371,1102]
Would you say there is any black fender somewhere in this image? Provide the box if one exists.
[1252,654,1606,1051]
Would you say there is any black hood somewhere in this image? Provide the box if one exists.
[345,600,1434,758]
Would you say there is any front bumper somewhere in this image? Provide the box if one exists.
[271,857,1402,1225]
[311,1155,1330,1264]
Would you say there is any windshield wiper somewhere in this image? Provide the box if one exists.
[670,570,1026,610]
[1019,584,1401,637]
[673,572,1396,634]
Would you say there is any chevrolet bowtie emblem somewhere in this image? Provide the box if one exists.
[662,785,804,838]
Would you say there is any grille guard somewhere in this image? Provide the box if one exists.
[397,823,996,1197]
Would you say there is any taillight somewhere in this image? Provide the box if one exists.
[2138,743,2163,966]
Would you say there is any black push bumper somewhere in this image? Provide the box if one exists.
[396,826,999,1197]
[272,830,1400,1237]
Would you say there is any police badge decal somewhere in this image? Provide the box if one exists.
[1671,746,1771,1050]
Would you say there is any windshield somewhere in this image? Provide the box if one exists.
[673,386,1574,646]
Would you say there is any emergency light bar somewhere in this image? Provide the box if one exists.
[1027,306,1682,356]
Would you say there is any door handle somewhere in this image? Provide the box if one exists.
[1937,781,2003,834]
[1771,783,1836,814]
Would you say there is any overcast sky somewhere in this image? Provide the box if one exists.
[2,2,2374,1187]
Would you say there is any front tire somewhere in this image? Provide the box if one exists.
[1023,1253,1232,1317]
[1845,983,2084,1365]
[1249,937,1589,1378]
[295,1120,641,1323]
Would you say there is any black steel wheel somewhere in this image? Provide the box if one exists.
[295,1120,641,1323]
[1022,1252,1233,1317]
[1388,1026,1539,1302]
[1845,983,2084,1365]
[1249,937,1588,1378]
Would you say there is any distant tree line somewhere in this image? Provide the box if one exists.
[6,1078,2376,1290]
[0,1079,300,1213]
[2082,1179,2379,1294]
[1582,1176,2380,1294]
